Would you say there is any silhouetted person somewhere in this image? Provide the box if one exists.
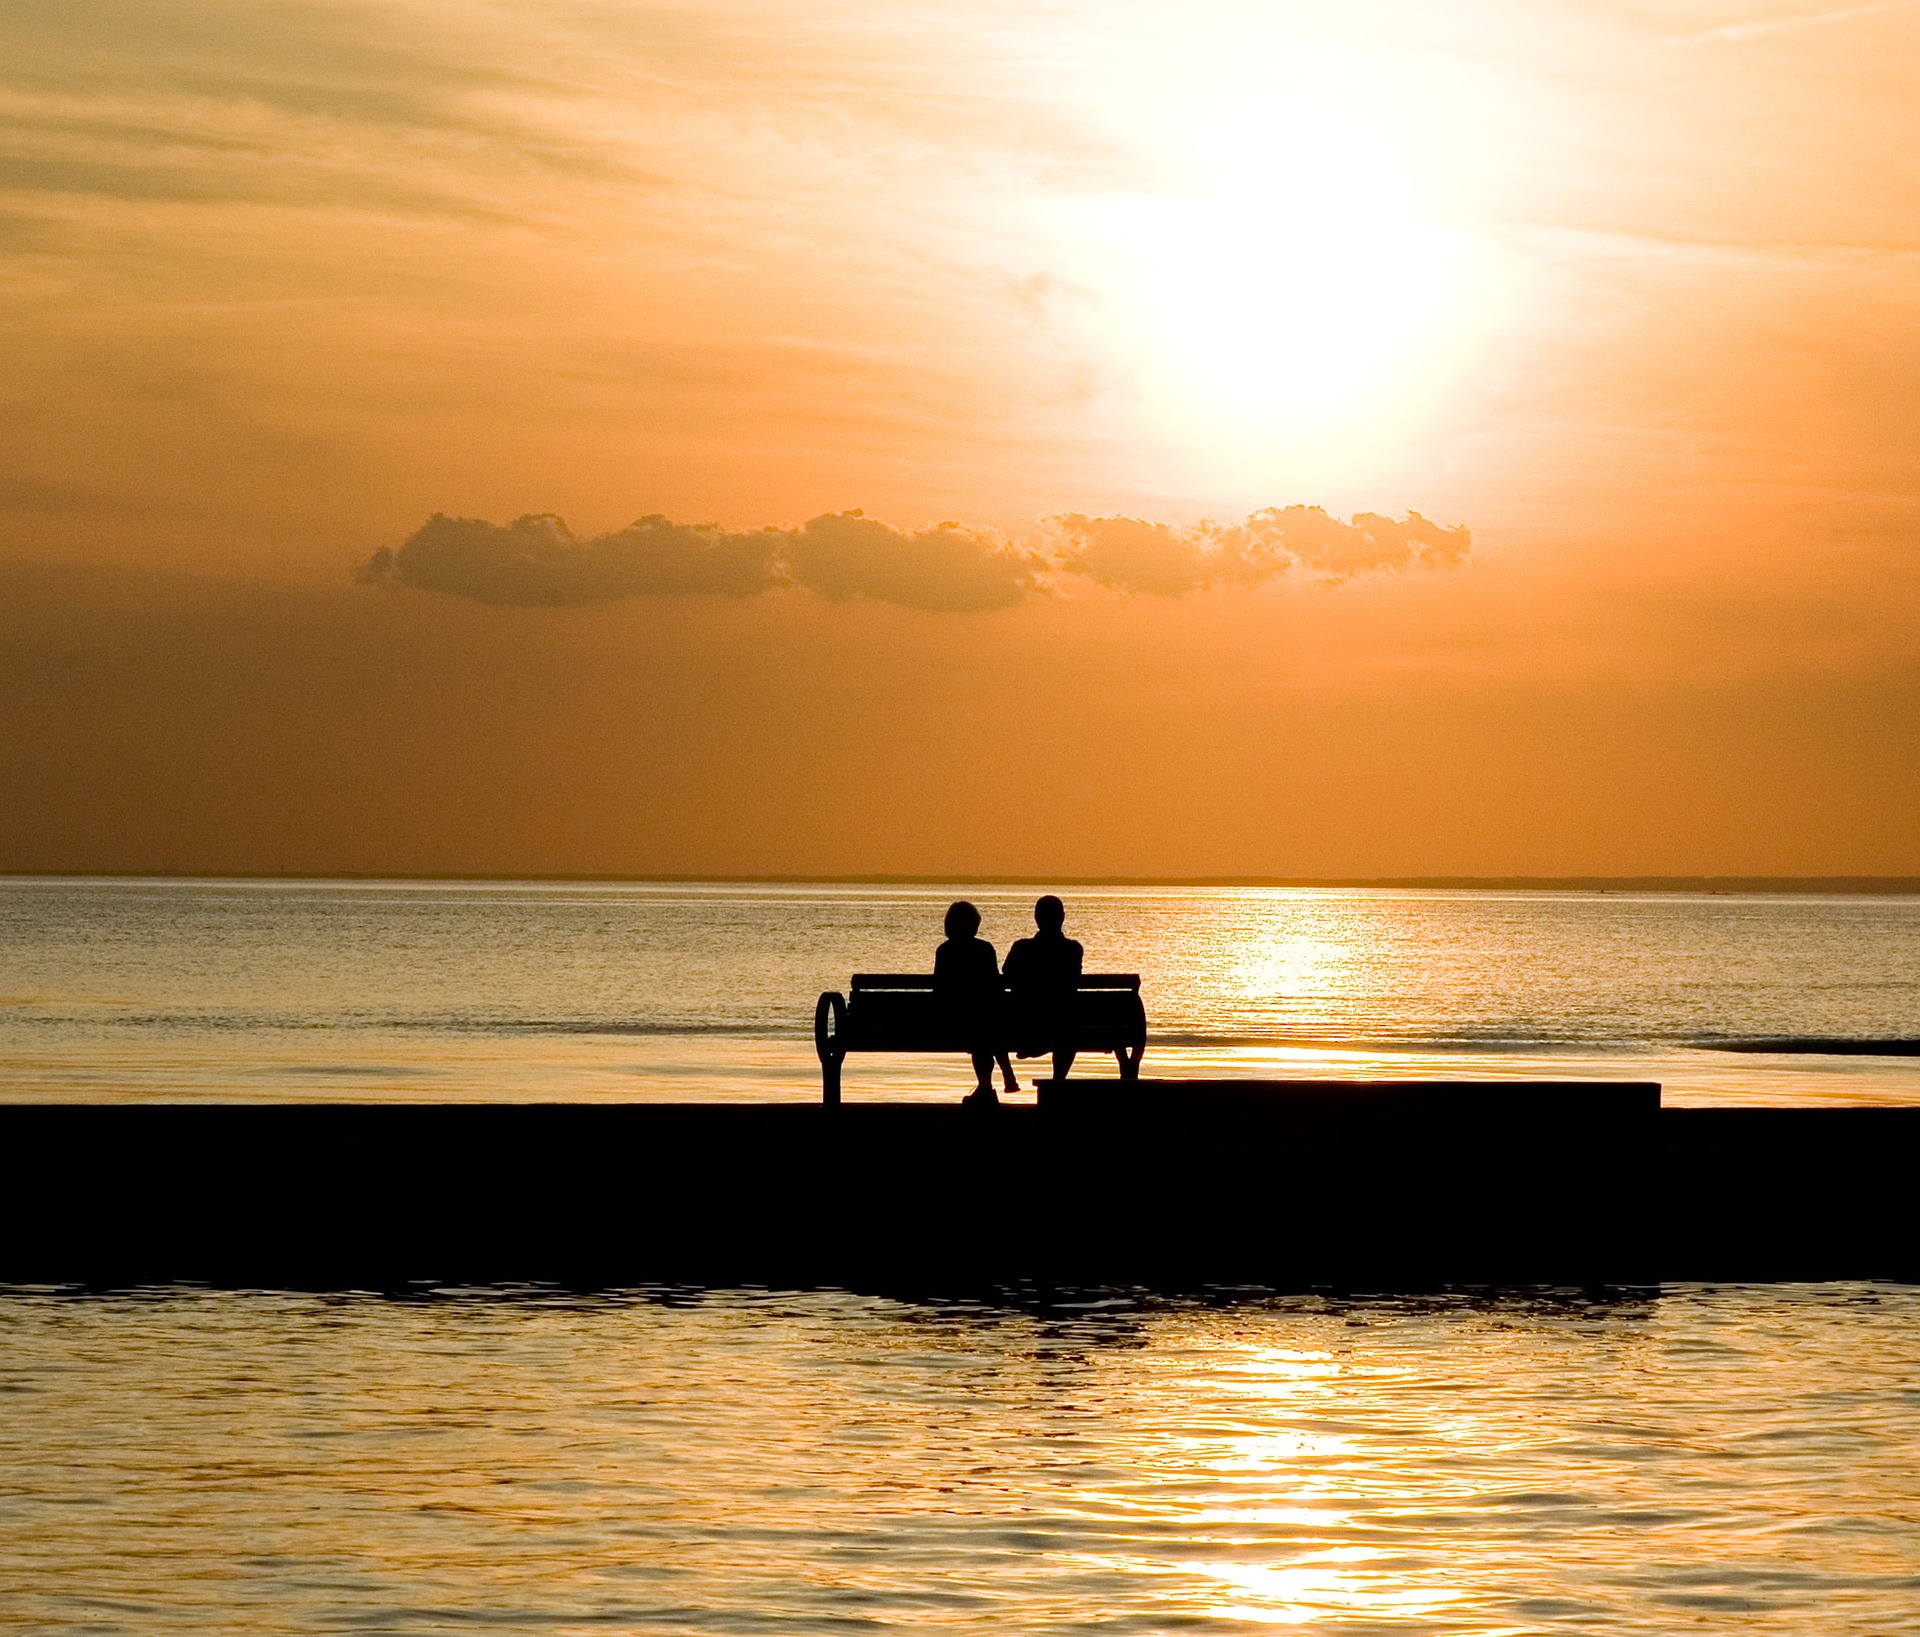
[1003,894,1084,1084]
[933,899,1016,1104]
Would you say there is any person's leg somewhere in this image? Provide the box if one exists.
[1053,1046,1077,1083]
[996,1050,1018,1094]
[969,1050,996,1095]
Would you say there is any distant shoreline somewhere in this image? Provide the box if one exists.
[3,872,1918,894]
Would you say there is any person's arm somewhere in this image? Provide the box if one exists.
[1067,938,1084,979]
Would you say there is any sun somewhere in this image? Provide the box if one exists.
[1039,27,1504,488]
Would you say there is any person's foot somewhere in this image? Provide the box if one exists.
[962,1086,998,1108]
[1002,1077,1020,1094]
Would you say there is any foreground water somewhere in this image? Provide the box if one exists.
[1,877,1916,1104]
[4,1283,1918,1635]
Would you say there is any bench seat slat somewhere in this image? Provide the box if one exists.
[850,972,1140,991]
[848,1018,1144,1052]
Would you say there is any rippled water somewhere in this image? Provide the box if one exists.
[1,877,1917,1104]
[4,1284,1918,1634]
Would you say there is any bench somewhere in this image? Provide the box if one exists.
[812,973,1146,1104]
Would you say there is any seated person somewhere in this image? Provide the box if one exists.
[1002,894,1084,1083]
[933,900,1017,1104]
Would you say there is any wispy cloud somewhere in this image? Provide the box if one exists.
[1676,0,1920,45]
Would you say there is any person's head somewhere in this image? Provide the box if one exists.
[1034,894,1065,932]
[944,900,981,939]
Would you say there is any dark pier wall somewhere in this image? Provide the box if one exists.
[1,1085,1914,1290]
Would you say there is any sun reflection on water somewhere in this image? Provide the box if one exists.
[1231,935,1356,1004]
[1199,1553,1467,1625]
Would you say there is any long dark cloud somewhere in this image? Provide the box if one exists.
[361,504,1469,611]
[362,510,1035,612]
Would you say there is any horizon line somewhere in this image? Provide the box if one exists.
[3,871,1918,894]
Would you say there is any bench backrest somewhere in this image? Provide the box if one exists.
[841,974,1145,1052]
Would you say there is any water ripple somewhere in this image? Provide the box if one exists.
[3,1284,1918,1633]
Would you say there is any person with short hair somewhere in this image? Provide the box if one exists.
[933,900,1017,1104]
[1003,894,1084,1085]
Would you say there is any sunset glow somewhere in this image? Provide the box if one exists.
[2,0,1917,877]
[1044,25,1502,484]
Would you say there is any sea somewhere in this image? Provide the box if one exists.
[4,878,1919,1634]
[0,876,1917,1106]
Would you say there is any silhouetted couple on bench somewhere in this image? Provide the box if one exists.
[935,895,1082,1107]
[812,904,1145,1105]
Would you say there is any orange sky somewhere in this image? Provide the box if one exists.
[2,1,1917,875]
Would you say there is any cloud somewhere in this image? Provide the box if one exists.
[362,504,1469,611]
[786,511,1036,611]
[361,513,781,606]
[1050,515,1207,595]
[1053,507,1472,594]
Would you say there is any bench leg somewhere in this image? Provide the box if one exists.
[1117,1044,1143,1082]
[814,991,848,1107]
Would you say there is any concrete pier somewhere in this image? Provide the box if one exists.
[1,1083,1914,1289]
